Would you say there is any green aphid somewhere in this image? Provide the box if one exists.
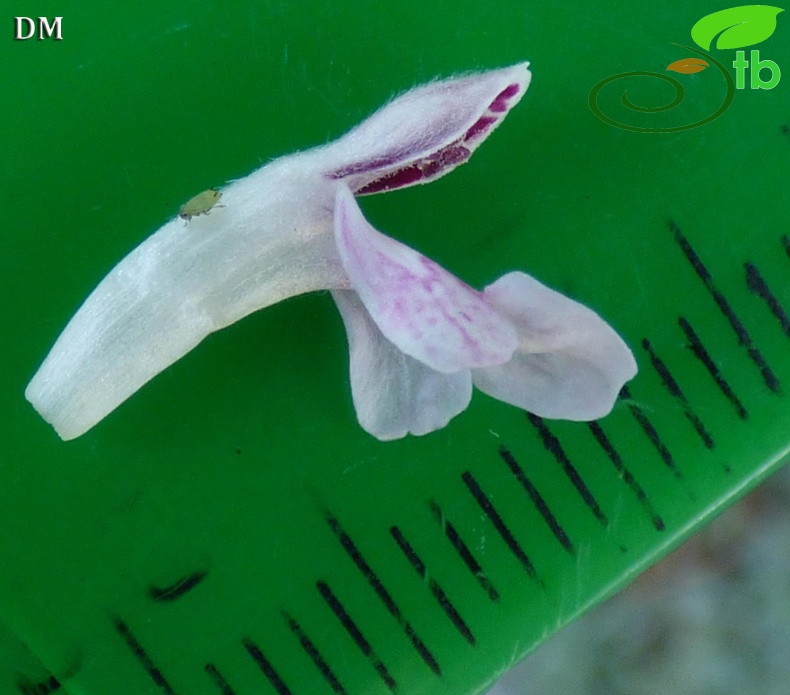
[179,188,223,221]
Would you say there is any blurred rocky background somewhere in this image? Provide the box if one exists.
[487,464,790,695]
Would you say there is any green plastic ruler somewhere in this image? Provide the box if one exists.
[1,2,788,694]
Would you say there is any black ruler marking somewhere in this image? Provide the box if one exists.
[498,445,575,555]
[316,581,397,693]
[641,339,715,450]
[204,664,236,695]
[745,262,790,338]
[17,675,61,695]
[461,471,542,586]
[588,422,666,531]
[670,220,780,392]
[428,501,500,603]
[621,386,682,479]
[678,317,748,420]
[113,617,176,694]
[325,514,441,676]
[525,413,608,526]
[390,526,476,646]
[243,638,292,695]
[283,613,348,695]
[148,570,208,603]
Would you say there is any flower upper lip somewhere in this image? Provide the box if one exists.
[24,61,637,442]
[325,62,531,193]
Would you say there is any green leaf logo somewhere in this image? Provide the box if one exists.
[691,5,784,50]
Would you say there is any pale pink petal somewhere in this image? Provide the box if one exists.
[472,272,638,420]
[333,290,472,440]
[333,185,518,374]
[324,62,531,194]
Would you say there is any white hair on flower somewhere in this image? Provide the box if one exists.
[25,62,637,441]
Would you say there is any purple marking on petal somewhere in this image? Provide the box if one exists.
[464,116,497,142]
[499,83,521,99]
[419,162,439,178]
[356,166,425,194]
[333,186,517,373]
[437,143,471,166]
[328,153,406,180]
[489,83,521,113]
[356,143,470,194]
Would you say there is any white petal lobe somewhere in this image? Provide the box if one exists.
[472,272,638,420]
[333,290,472,440]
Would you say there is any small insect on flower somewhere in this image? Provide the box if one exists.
[179,188,223,221]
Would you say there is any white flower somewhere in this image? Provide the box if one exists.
[25,62,637,441]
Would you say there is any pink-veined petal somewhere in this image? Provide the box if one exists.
[324,62,531,194]
[333,290,472,440]
[333,185,518,374]
[472,272,638,420]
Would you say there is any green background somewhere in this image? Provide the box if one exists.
[1,2,788,694]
